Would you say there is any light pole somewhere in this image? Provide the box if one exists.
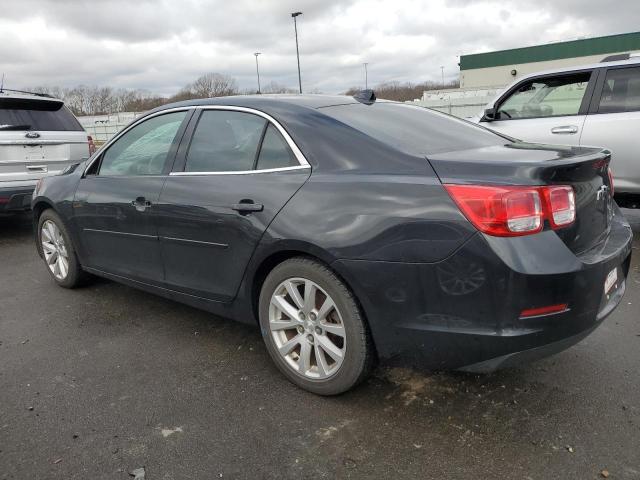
[291,11,303,94]
[363,62,368,89]
[440,65,445,88]
[254,52,261,94]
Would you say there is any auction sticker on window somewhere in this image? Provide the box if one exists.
[604,267,618,294]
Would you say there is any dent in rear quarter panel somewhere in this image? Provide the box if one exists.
[265,171,475,263]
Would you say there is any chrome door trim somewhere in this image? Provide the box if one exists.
[169,165,310,176]
[160,236,229,248]
[83,228,157,240]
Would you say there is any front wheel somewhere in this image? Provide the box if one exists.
[37,209,86,288]
[259,257,374,395]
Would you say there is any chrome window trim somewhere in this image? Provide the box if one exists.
[82,106,193,176]
[169,164,310,176]
[83,104,311,177]
[190,105,311,174]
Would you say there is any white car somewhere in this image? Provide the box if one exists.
[0,90,95,213]
[476,54,640,207]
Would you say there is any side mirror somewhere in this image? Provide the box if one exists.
[483,107,497,122]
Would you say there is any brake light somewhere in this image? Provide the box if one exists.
[87,135,96,155]
[608,167,614,196]
[445,184,576,237]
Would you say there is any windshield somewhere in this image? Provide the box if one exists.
[319,102,507,155]
[0,97,83,131]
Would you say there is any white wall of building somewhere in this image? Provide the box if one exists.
[460,52,629,88]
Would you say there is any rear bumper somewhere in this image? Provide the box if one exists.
[0,184,36,212]
[334,206,633,371]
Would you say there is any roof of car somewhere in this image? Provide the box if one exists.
[0,90,63,103]
[148,94,365,116]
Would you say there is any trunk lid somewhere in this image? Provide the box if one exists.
[428,142,615,254]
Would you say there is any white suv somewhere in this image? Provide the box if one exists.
[476,54,640,207]
[0,90,94,213]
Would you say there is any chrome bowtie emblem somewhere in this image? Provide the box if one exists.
[596,185,609,201]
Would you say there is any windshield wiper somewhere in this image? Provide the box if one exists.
[0,124,31,130]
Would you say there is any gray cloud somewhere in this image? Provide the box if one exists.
[0,0,638,95]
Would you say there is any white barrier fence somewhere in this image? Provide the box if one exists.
[406,86,504,119]
[407,95,493,119]
[78,112,145,144]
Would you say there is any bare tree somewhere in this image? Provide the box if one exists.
[261,81,297,94]
[188,73,238,98]
[345,79,460,102]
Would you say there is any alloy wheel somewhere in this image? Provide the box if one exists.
[41,220,69,280]
[269,278,346,379]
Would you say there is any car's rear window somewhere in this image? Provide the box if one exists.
[0,97,84,131]
[319,102,506,155]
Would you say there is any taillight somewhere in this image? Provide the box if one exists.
[544,186,575,227]
[608,167,614,196]
[87,135,96,155]
[445,184,576,237]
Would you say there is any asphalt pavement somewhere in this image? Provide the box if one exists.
[1,209,639,479]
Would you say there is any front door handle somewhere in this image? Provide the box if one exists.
[132,197,152,212]
[551,125,578,134]
[232,200,264,214]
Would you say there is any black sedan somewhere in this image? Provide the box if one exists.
[32,93,633,395]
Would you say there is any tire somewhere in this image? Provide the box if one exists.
[259,257,374,395]
[37,209,87,288]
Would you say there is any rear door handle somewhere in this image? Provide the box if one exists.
[132,197,152,212]
[551,125,578,134]
[232,201,264,214]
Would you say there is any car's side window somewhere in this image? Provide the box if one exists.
[255,124,298,170]
[184,110,266,172]
[496,72,591,120]
[98,111,187,176]
[598,67,640,114]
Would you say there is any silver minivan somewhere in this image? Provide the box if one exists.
[0,90,93,212]
[476,55,640,206]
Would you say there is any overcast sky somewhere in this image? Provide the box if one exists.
[1,0,639,95]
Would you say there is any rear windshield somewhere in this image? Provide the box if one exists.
[0,98,83,131]
[319,102,506,155]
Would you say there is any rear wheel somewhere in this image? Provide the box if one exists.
[259,257,374,395]
[37,209,86,288]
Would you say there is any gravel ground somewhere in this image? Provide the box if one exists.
[1,209,639,479]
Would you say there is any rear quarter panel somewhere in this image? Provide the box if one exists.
[263,171,475,263]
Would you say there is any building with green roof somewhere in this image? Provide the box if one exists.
[459,31,640,88]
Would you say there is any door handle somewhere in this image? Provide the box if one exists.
[551,125,578,134]
[131,197,152,212]
[232,200,264,214]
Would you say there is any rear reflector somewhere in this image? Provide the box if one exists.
[445,184,576,237]
[520,303,569,318]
